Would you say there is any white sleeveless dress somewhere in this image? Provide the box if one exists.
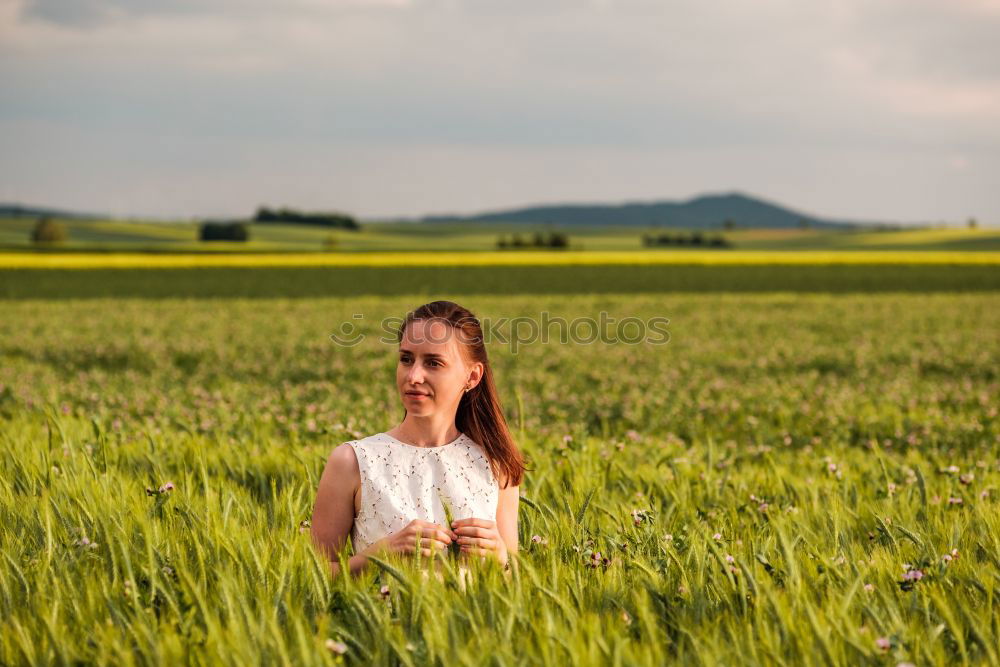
[347,431,500,556]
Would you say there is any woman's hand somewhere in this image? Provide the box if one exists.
[452,518,507,566]
[372,519,459,558]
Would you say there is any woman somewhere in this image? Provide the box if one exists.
[310,300,527,578]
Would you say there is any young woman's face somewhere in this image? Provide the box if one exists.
[397,318,479,415]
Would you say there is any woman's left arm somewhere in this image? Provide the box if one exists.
[495,483,519,559]
[453,483,519,566]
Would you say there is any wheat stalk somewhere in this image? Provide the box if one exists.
[436,488,462,559]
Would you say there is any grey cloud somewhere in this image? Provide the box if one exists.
[3,0,999,220]
[18,0,421,27]
[20,0,110,27]
[20,0,207,26]
[840,0,1000,80]
[15,0,1000,85]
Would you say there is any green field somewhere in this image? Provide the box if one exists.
[3,263,1000,299]
[1,292,998,664]
[4,215,1000,253]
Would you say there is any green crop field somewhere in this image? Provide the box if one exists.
[4,215,1000,253]
[1,291,998,665]
[2,251,1000,298]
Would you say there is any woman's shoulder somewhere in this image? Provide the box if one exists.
[330,433,396,465]
[345,432,396,449]
[320,441,362,490]
[327,439,360,464]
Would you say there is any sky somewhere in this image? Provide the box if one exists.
[1,0,998,224]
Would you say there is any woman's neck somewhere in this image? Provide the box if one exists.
[389,417,461,447]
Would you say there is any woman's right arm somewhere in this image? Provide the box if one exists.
[310,443,376,577]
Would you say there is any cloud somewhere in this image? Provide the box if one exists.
[16,0,414,27]
[1,0,998,220]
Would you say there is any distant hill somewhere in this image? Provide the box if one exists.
[0,203,105,219]
[418,192,864,229]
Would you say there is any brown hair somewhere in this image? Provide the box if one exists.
[397,300,528,489]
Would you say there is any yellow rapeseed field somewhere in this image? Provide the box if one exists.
[3,250,1000,268]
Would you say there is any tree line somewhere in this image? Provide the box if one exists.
[642,232,730,248]
[496,232,570,249]
[199,206,360,242]
[253,206,359,229]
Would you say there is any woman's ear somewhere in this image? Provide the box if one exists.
[469,362,484,388]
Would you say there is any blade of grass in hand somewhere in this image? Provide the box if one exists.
[437,489,461,559]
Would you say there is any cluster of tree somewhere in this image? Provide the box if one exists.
[496,232,570,249]
[719,217,818,230]
[200,222,249,241]
[254,206,359,230]
[642,232,730,247]
[30,217,68,243]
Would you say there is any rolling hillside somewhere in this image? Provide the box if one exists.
[418,192,867,229]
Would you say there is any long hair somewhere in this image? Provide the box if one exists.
[397,300,528,489]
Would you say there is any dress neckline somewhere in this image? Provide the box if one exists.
[378,431,465,450]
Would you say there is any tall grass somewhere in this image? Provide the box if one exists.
[0,293,997,664]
